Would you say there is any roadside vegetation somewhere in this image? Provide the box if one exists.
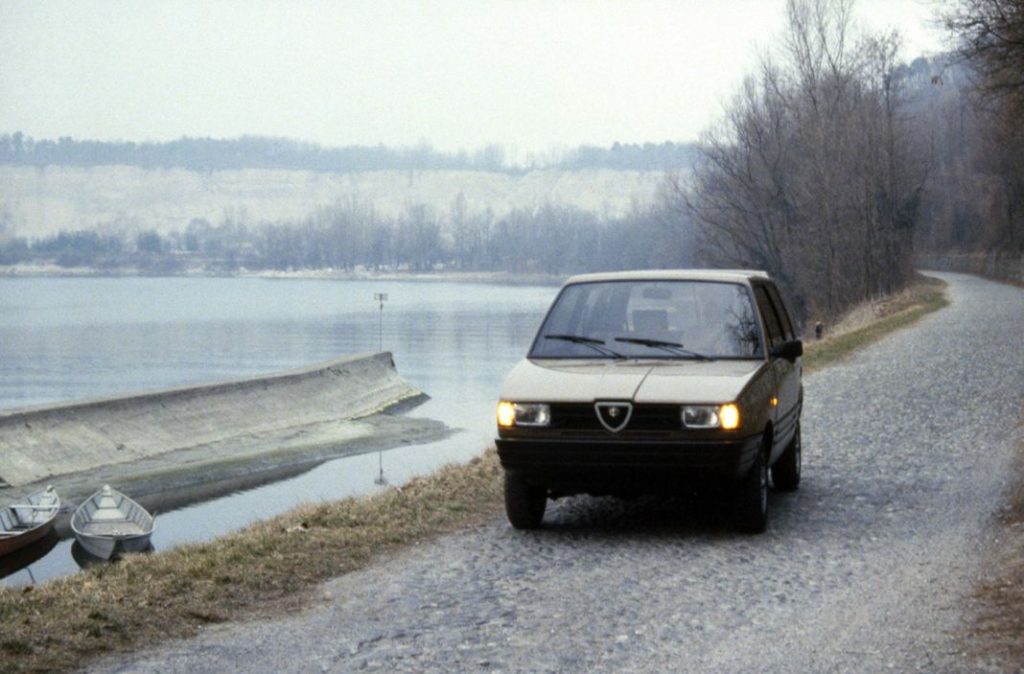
[0,275,949,674]
[0,455,505,674]
[672,0,1023,324]
[802,275,948,372]
[967,419,1024,669]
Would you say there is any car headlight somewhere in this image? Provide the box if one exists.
[497,402,551,428]
[682,403,740,430]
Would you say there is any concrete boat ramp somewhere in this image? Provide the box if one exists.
[0,353,448,511]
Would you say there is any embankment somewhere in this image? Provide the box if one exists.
[0,352,426,490]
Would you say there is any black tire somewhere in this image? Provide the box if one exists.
[504,472,546,530]
[771,422,801,492]
[734,449,768,533]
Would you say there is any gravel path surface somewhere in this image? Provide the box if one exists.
[87,273,1024,674]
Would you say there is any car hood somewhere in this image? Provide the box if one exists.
[500,358,766,404]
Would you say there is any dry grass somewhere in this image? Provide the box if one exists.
[0,454,504,674]
[0,277,952,673]
[802,275,949,372]
[966,424,1024,668]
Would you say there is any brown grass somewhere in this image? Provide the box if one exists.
[966,424,1024,668]
[0,454,504,674]
[0,276,952,673]
[802,275,949,372]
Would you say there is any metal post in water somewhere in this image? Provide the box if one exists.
[374,292,388,352]
[374,450,387,486]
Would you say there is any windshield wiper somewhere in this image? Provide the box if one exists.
[614,336,714,361]
[545,334,625,359]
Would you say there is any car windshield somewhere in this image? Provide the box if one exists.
[529,280,764,360]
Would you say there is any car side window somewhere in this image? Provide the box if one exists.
[753,285,784,349]
[765,284,795,340]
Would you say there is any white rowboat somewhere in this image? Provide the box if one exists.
[0,486,61,558]
[71,485,155,560]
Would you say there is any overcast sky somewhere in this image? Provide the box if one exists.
[0,0,946,161]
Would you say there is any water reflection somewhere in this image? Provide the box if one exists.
[0,530,59,582]
[373,450,388,486]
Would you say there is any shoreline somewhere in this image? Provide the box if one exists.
[40,409,453,540]
[0,353,445,511]
[0,263,566,286]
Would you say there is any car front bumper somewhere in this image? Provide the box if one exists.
[495,433,762,495]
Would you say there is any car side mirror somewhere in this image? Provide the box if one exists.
[771,339,803,362]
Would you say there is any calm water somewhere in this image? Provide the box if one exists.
[0,276,559,586]
[0,277,557,428]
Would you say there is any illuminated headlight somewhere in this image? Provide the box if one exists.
[682,403,741,430]
[497,402,551,428]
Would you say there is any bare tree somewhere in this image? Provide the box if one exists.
[682,0,926,324]
[946,0,1024,112]
[940,0,1024,252]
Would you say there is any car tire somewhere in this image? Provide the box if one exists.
[771,422,801,491]
[504,472,546,530]
[734,449,768,533]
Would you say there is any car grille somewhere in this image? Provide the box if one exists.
[548,403,680,432]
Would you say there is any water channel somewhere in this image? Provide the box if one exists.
[0,276,559,586]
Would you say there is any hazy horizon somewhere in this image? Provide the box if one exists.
[0,1,946,162]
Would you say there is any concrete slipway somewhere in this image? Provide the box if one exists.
[0,352,449,512]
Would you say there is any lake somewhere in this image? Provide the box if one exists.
[0,276,558,429]
[0,276,559,585]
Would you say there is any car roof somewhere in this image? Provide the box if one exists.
[563,269,771,285]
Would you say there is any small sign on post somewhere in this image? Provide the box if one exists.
[374,293,388,352]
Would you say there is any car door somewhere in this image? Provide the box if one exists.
[752,283,800,462]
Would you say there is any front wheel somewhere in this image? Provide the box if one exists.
[504,472,547,530]
[771,422,801,491]
[734,450,768,533]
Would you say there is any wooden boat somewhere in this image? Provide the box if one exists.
[0,530,59,580]
[0,486,61,558]
[71,485,155,560]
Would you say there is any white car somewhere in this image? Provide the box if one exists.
[495,269,803,532]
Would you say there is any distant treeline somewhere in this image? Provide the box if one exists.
[0,133,696,173]
[0,200,693,277]
[553,143,698,171]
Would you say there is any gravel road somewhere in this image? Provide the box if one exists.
[88,273,1024,674]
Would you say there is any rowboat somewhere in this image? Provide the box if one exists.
[0,486,61,558]
[71,485,155,560]
[0,530,59,580]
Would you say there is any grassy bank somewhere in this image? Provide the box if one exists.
[966,420,1024,669]
[0,276,950,673]
[0,455,505,673]
[802,275,949,372]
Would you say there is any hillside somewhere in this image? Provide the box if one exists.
[0,165,670,239]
